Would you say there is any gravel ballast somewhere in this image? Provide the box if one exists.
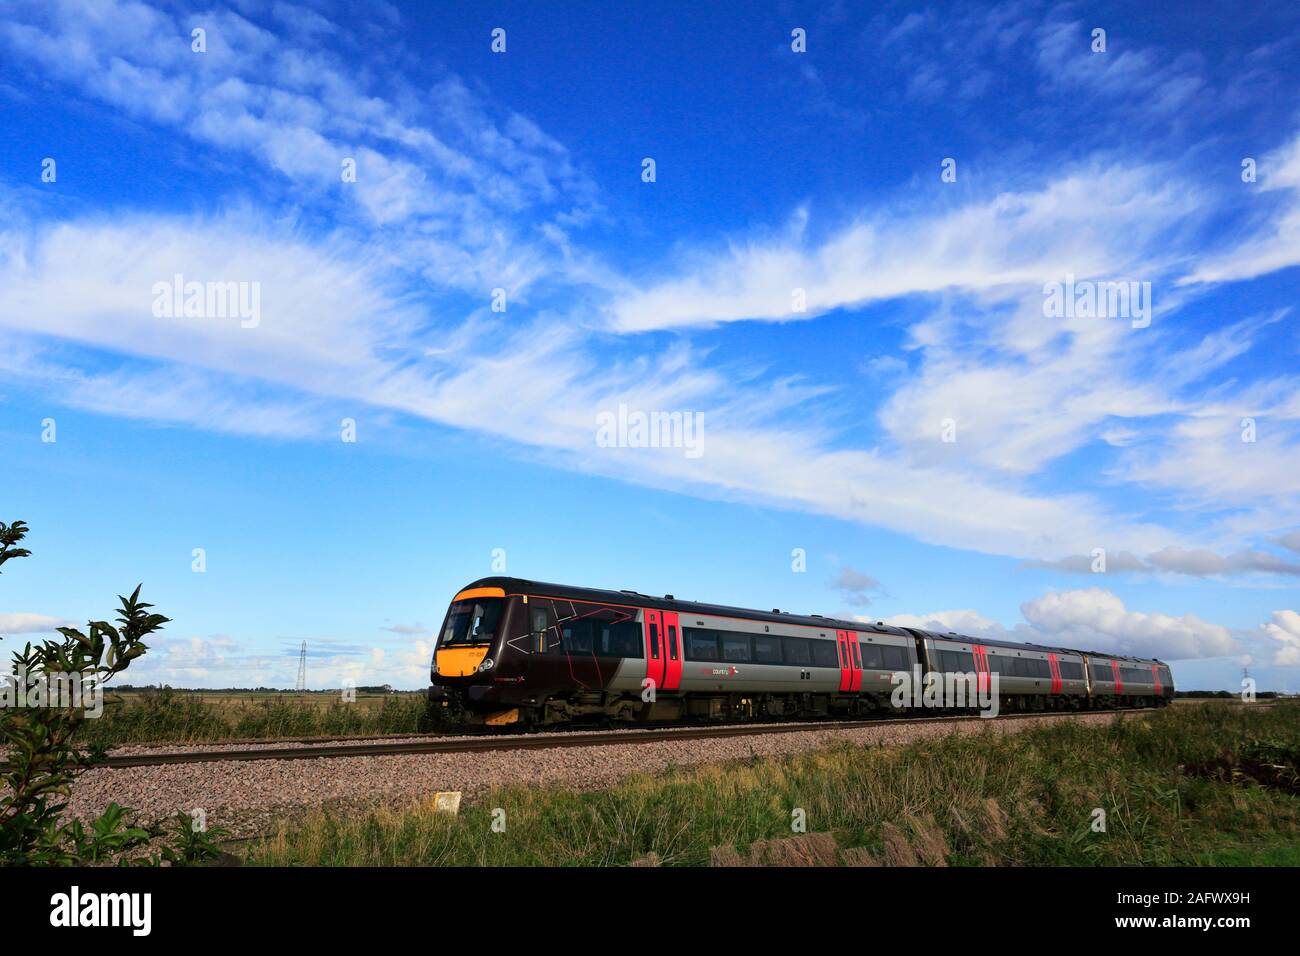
[62,711,1141,837]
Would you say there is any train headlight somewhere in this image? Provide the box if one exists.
[477,658,495,672]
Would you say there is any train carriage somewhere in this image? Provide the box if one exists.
[428,577,1173,726]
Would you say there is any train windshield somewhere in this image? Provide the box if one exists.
[439,598,504,647]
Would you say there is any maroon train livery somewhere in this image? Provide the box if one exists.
[427,577,1173,726]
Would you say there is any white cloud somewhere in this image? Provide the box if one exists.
[122,633,436,690]
[0,0,598,293]
[4,0,1300,579]
[1016,588,1234,659]
[0,612,75,634]
[1261,610,1300,667]
[611,162,1197,332]
[1035,18,1206,116]
[887,588,1235,661]
[1180,133,1300,284]
[882,609,1005,639]
[1026,546,1300,579]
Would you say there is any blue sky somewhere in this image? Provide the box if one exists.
[2,0,1299,691]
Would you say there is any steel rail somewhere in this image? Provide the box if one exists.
[63,706,1154,769]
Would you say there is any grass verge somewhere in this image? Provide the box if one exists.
[73,689,439,746]
[246,701,1300,867]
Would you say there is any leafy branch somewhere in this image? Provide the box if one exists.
[0,520,226,865]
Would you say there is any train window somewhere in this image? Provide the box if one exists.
[859,642,883,670]
[683,629,719,661]
[940,650,975,673]
[722,634,752,663]
[442,598,505,647]
[752,634,782,664]
[667,625,678,661]
[811,640,839,668]
[850,641,861,668]
[599,620,642,658]
[783,636,812,666]
[532,609,549,653]
[649,622,660,659]
[1035,658,1052,678]
[561,620,596,654]
[1058,661,1083,680]
[876,645,902,670]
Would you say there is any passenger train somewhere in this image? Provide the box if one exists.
[427,578,1174,726]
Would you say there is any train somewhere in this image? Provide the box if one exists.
[426,577,1174,726]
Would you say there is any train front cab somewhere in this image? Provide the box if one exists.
[428,585,530,724]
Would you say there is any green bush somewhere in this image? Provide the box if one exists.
[0,519,225,866]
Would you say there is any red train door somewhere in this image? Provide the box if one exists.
[644,609,683,694]
[972,645,990,696]
[1047,653,1062,695]
[644,609,665,694]
[836,630,861,692]
[1111,660,1123,694]
[662,611,682,691]
[1151,664,1162,695]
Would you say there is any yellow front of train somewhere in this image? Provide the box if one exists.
[432,586,505,678]
[427,583,531,726]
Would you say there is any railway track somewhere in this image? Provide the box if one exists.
[67,706,1154,769]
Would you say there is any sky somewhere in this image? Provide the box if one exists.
[1,0,1299,692]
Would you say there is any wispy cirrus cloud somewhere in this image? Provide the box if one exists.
[3,0,1300,584]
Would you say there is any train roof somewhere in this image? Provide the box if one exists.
[459,576,912,636]
[908,628,1166,665]
[456,577,1165,665]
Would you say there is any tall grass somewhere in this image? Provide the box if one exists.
[249,701,1300,867]
[73,690,436,746]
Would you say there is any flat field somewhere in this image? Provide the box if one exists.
[76,689,431,746]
